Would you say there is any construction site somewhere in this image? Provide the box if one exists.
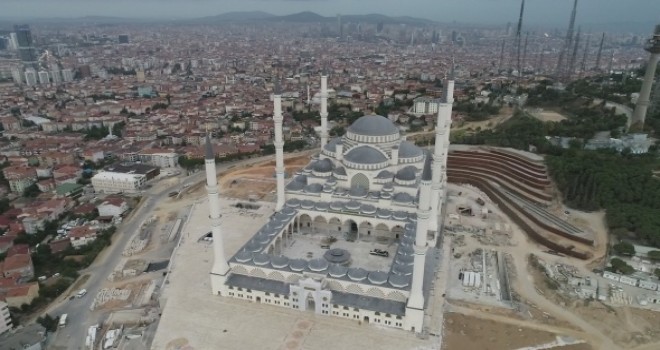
[82,143,659,350]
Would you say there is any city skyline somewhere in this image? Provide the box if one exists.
[1,0,659,28]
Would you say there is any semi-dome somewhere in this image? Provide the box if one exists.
[344,146,388,164]
[347,115,399,137]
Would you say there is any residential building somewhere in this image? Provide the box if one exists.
[0,323,46,350]
[1,253,34,280]
[0,301,11,335]
[91,171,146,194]
[97,196,128,217]
[3,166,37,193]
[69,225,97,248]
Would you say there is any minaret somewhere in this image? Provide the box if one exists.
[273,81,286,211]
[320,69,329,148]
[406,153,432,332]
[631,25,660,128]
[206,134,230,294]
[429,63,454,230]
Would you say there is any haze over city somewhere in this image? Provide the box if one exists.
[0,0,659,28]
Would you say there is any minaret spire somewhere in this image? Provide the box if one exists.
[206,133,230,294]
[320,67,329,148]
[406,153,432,331]
[429,63,454,232]
[273,79,286,211]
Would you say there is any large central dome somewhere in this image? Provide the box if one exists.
[347,115,399,137]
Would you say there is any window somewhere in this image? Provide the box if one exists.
[375,312,381,316]
[396,316,402,320]
[386,314,391,318]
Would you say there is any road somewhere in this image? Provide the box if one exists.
[45,151,311,349]
[594,98,634,130]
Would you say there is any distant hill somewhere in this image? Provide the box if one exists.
[192,11,435,26]
[194,11,276,23]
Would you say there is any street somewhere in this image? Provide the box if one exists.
[44,152,305,349]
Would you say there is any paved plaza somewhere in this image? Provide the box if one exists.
[151,197,440,350]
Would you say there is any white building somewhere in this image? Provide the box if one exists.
[38,70,49,85]
[11,67,22,84]
[61,68,74,82]
[0,301,12,335]
[24,68,37,86]
[50,69,62,84]
[208,73,455,333]
[412,97,442,116]
[137,151,179,168]
[91,171,146,194]
[97,197,128,217]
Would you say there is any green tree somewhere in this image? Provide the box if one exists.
[609,258,635,275]
[23,183,41,198]
[37,313,58,332]
[647,251,660,261]
[612,242,635,256]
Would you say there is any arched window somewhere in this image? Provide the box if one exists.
[351,173,369,191]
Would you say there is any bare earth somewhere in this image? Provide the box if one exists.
[442,312,577,350]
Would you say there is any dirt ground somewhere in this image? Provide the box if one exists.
[528,256,660,349]
[456,106,515,129]
[442,312,566,350]
[532,110,568,122]
[213,154,311,200]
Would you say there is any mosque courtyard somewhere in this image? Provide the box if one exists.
[151,197,442,350]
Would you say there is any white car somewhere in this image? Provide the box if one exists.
[76,289,87,298]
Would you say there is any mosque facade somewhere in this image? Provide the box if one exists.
[206,70,454,333]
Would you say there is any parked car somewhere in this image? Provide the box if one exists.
[369,249,389,257]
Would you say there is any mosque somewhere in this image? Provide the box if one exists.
[205,70,454,333]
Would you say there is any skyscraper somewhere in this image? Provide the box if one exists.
[14,25,38,69]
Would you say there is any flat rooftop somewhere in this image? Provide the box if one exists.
[152,198,440,350]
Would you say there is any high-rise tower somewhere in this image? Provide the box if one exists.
[14,25,38,69]
[556,0,579,80]
[631,25,660,128]
[206,134,230,294]
[594,33,605,71]
[273,81,286,211]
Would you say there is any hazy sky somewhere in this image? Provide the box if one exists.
[2,0,659,27]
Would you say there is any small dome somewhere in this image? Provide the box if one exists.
[333,166,347,176]
[399,140,423,158]
[324,137,342,152]
[376,170,394,179]
[313,158,334,173]
[347,115,399,137]
[344,146,388,164]
[393,192,414,203]
[395,166,417,181]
